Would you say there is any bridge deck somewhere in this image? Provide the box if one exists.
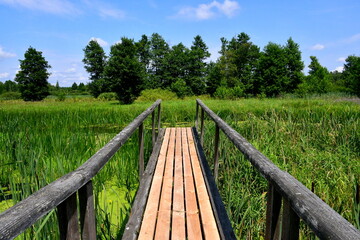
[139,128,219,239]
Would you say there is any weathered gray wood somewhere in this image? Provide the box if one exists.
[152,111,155,147]
[79,180,96,240]
[196,99,360,240]
[195,102,199,130]
[281,199,299,240]
[200,108,204,145]
[122,129,165,240]
[265,183,282,240]
[139,123,145,178]
[57,192,80,240]
[214,124,220,182]
[0,100,161,240]
[157,102,161,137]
[192,128,236,240]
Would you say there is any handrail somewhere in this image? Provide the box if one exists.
[0,99,162,240]
[195,99,360,240]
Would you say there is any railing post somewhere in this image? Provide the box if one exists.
[57,192,80,240]
[195,101,199,131]
[281,199,300,240]
[214,124,220,182]
[200,108,204,145]
[139,123,144,178]
[265,183,282,240]
[78,180,96,240]
[152,111,155,147]
[157,103,161,137]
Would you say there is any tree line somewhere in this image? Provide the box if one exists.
[2,32,359,102]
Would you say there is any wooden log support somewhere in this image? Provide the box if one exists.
[57,193,80,240]
[281,199,300,240]
[78,180,96,240]
[200,108,205,145]
[265,183,282,240]
[195,101,199,130]
[139,123,145,178]
[214,124,220,182]
[157,103,161,135]
[151,111,155,147]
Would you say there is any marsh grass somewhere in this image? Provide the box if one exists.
[0,97,359,239]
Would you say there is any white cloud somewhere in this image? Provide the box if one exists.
[90,37,108,47]
[0,47,16,59]
[99,8,125,19]
[334,66,344,72]
[345,33,360,43]
[174,0,240,20]
[337,57,346,62]
[311,44,325,50]
[0,72,10,78]
[0,0,81,15]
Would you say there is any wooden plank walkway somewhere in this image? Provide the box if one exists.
[138,128,220,240]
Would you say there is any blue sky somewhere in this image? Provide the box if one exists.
[0,0,359,87]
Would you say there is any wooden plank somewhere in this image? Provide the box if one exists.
[139,123,144,178]
[187,127,220,240]
[57,193,80,240]
[78,180,96,240]
[182,128,203,240]
[192,127,236,240]
[172,128,186,240]
[154,128,176,239]
[281,199,300,240]
[138,128,170,240]
[122,129,165,240]
[196,99,360,240]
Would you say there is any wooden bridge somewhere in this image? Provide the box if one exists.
[0,99,359,240]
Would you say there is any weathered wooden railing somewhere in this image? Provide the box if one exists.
[195,99,360,240]
[0,100,162,240]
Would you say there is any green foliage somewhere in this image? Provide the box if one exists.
[71,82,78,90]
[171,79,190,99]
[15,47,51,101]
[135,88,177,102]
[0,91,22,100]
[56,91,66,101]
[98,92,117,101]
[104,38,145,104]
[343,55,360,97]
[83,40,107,97]
[4,80,18,92]
[214,86,244,99]
[0,82,4,95]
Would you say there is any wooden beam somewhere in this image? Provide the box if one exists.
[57,193,80,240]
[78,180,96,240]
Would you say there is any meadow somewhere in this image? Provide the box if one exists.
[0,96,359,239]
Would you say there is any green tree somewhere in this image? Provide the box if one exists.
[78,82,86,92]
[206,62,222,96]
[0,81,4,94]
[187,35,210,95]
[71,82,78,90]
[297,56,331,95]
[343,55,360,96]
[55,81,60,89]
[148,33,170,88]
[256,42,288,96]
[83,40,107,97]
[15,47,51,101]
[104,37,144,104]
[284,38,304,92]
[4,80,18,92]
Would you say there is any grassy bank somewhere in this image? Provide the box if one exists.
[0,97,359,239]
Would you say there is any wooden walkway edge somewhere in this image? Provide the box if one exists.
[123,127,235,240]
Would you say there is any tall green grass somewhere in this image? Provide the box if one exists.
[0,97,359,239]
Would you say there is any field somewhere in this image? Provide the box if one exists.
[0,96,359,239]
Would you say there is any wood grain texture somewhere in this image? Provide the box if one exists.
[137,128,170,240]
[154,128,175,239]
[187,128,220,240]
[79,180,96,240]
[0,100,161,240]
[196,99,360,240]
[171,128,186,240]
[182,128,203,240]
[122,129,165,240]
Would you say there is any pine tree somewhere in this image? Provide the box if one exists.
[15,47,51,101]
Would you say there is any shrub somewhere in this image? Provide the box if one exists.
[214,86,245,100]
[0,91,22,100]
[98,92,117,101]
[136,88,177,102]
[56,92,66,101]
[171,79,191,99]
